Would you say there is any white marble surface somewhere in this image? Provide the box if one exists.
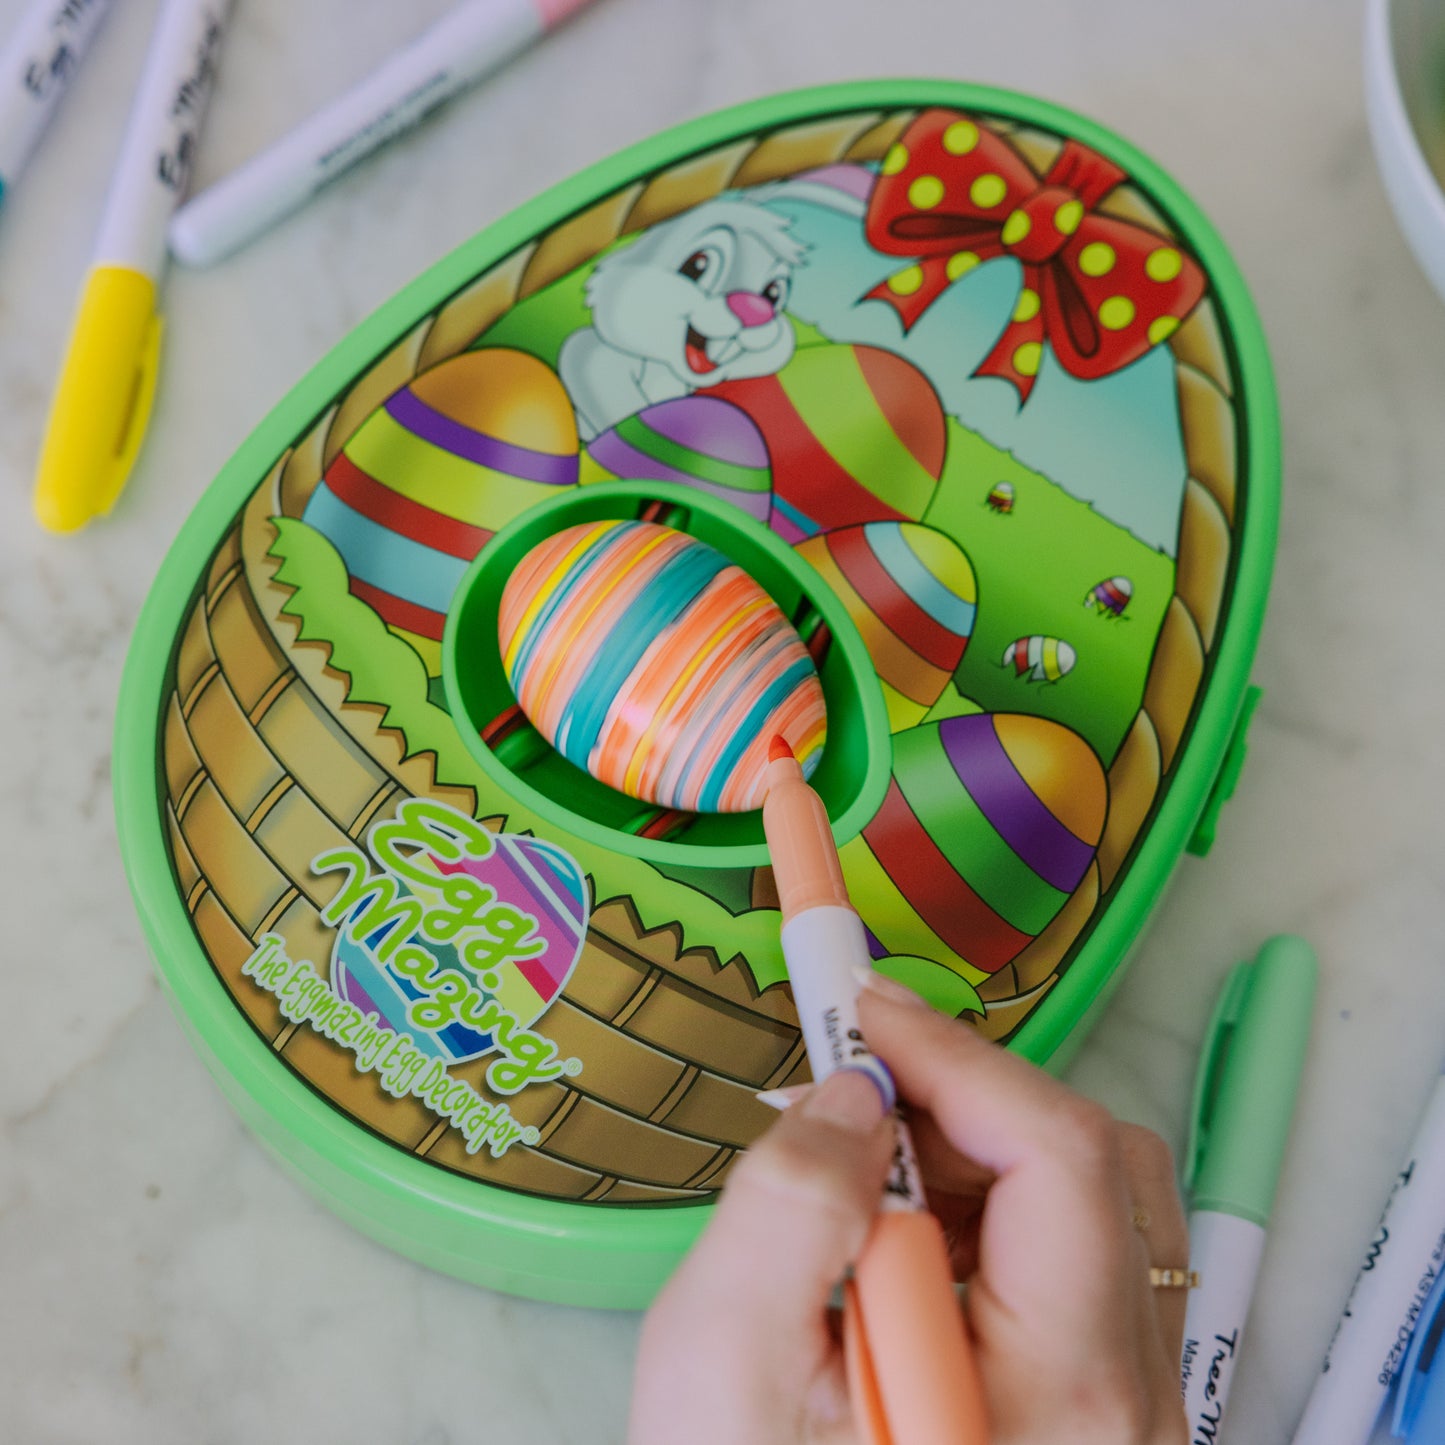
[2,0,1443,1440]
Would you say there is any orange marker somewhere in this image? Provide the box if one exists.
[763,735,989,1445]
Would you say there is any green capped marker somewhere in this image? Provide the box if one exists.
[1179,934,1318,1441]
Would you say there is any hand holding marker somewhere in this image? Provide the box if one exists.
[761,735,989,1445]
[169,0,597,266]
[631,735,1194,1442]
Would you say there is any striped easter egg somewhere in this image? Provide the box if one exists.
[986,481,1015,513]
[581,396,772,522]
[302,349,579,675]
[840,713,1106,983]
[704,343,946,543]
[331,832,588,1066]
[795,522,977,731]
[1085,576,1132,616]
[1002,634,1076,683]
[498,519,826,812]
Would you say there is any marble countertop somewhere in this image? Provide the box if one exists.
[3,0,1443,1440]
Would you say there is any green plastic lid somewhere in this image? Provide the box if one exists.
[114,78,1279,1307]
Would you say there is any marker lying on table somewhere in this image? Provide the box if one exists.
[1179,935,1317,1441]
[762,735,989,1445]
[0,0,116,205]
[169,0,599,267]
[33,0,231,532]
[1291,1060,1445,1445]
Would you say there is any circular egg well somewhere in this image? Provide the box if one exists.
[443,480,893,868]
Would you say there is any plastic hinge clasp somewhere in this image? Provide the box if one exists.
[1187,685,1262,858]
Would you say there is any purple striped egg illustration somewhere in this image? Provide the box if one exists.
[301,349,580,675]
[330,830,588,1069]
[1002,635,1076,683]
[580,396,772,522]
[1085,576,1132,617]
[840,712,1106,982]
[497,519,826,812]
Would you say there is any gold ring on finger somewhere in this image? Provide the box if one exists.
[1149,1267,1201,1289]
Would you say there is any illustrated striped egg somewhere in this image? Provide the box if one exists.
[704,343,946,543]
[1085,576,1132,617]
[302,348,579,675]
[986,480,1015,513]
[840,713,1105,981]
[1003,635,1076,683]
[331,833,588,1065]
[581,396,772,522]
[795,522,977,731]
[498,519,826,812]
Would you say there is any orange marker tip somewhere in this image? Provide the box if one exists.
[768,735,795,763]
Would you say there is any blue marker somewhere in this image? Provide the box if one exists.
[1392,1268,1445,1442]
[0,0,115,203]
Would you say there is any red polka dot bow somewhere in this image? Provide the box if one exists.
[863,110,1206,401]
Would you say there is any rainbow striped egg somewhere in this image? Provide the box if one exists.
[1003,634,1076,683]
[1085,576,1132,616]
[796,521,976,732]
[302,349,579,676]
[499,520,826,812]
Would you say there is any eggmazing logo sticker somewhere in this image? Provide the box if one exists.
[241,799,587,1158]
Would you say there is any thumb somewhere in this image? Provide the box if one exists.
[670,1069,895,1332]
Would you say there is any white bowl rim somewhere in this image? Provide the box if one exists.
[1363,0,1445,263]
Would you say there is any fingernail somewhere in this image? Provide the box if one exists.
[801,1069,889,1132]
[852,965,927,1008]
[755,1085,810,1111]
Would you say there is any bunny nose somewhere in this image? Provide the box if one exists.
[726,290,776,328]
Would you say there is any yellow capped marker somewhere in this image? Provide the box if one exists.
[32,0,231,534]
[34,269,163,533]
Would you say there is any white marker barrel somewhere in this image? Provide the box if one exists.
[169,0,543,265]
[0,0,115,189]
[92,0,231,278]
[1291,1074,1445,1445]
[1181,1211,1266,1440]
[780,905,927,1212]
